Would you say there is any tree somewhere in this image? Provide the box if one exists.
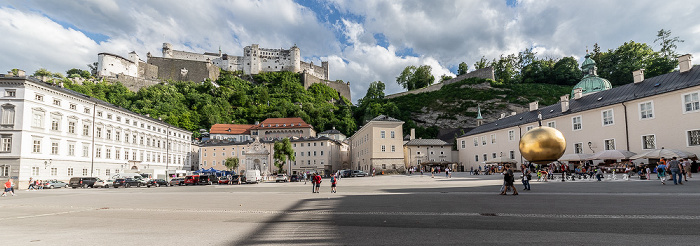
[521,59,554,84]
[273,138,295,174]
[457,62,469,76]
[396,65,435,91]
[439,75,453,83]
[33,68,52,77]
[473,56,490,69]
[10,69,20,76]
[551,57,581,85]
[493,54,521,84]
[224,157,240,174]
[88,62,99,77]
[67,68,91,79]
[358,81,385,105]
[654,29,684,59]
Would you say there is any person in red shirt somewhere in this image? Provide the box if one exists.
[314,175,322,193]
[2,178,15,196]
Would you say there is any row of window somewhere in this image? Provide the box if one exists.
[23,108,187,152]
[475,151,516,162]
[26,91,190,140]
[26,167,121,177]
[25,138,185,165]
[469,131,700,161]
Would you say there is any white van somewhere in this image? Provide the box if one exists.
[246,170,262,184]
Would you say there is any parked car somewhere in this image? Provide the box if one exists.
[290,174,300,182]
[44,179,69,189]
[341,170,353,178]
[231,175,246,184]
[218,177,231,184]
[184,175,200,185]
[93,179,114,188]
[275,174,288,182]
[69,177,98,188]
[246,170,262,184]
[147,179,169,187]
[198,175,218,185]
[113,178,144,188]
[169,178,185,186]
[352,170,368,177]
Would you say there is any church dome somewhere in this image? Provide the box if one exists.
[571,54,612,98]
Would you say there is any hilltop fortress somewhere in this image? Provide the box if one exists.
[96,43,350,101]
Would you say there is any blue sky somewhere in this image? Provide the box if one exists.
[1,0,699,103]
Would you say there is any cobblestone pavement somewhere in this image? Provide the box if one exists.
[1,172,699,245]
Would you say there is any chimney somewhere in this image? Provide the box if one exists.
[529,101,539,111]
[560,94,570,112]
[500,113,506,119]
[410,128,415,140]
[573,88,583,100]
[679,54,693,73]
[510,112,516,116]
[633,69,645,83]
[17,70,26,76]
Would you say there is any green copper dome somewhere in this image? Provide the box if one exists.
[571,54,612,98]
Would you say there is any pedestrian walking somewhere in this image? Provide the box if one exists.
[330,175,337,193]
[668,157,683,185]
[645,166,651,180]
[303,172,308,185]
[445,168,449,178]
[682,158,691,181]
[522,169,532,190]
[431,167,435,178]
[596,167,603,181]
[657,162,667,185]
[28,177,35,191]
[310,173,316,193]
[2,178,15,197]
[500,165,518,195]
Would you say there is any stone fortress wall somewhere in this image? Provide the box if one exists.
[385,67,495,99]
[302,72,351,102]
[97,43,346,100]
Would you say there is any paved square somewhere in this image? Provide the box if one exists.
[1,173,699,245]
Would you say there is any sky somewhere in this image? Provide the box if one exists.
[1,0,700,104]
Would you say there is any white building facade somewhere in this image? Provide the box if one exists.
[0,75,193,188]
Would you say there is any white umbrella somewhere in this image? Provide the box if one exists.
[485,156,517,164]
[629,149,698,160]
[590,150,637,160]
[558,153,593,162]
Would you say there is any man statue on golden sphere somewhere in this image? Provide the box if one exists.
[519,126,566,164]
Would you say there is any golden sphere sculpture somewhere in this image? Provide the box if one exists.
[519,126,566,164]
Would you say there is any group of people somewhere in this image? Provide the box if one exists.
[309,173,338,193]
[655,157,693,185]
[26,178,46,190]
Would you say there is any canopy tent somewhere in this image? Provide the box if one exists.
[485,156,518,164]
[590,150,637,160]
[558,153,593,162]
[630,149,698,160]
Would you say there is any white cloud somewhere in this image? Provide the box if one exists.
[0,7,99,74]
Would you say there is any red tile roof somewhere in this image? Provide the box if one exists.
[210,124,254,134]
[250,117,312,130]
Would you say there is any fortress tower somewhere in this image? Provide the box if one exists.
[290,45,301,73]
[162,43,173,58]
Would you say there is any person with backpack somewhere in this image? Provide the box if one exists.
[500,164,518,195]
[314,174,322,193]
[657,162,667,185]
[310,173,316,193]
[330,175,337,193]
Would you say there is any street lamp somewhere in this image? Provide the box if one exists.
[44,159,52,169]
